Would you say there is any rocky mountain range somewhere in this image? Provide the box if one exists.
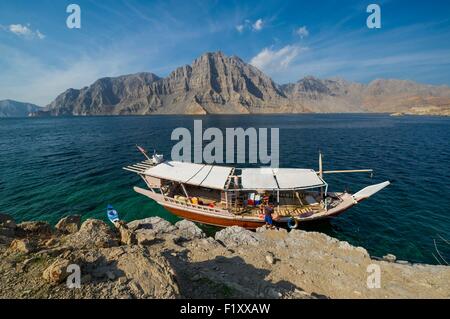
[32,51,450,115]
[0,100,42,117]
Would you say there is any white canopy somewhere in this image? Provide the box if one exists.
[240,168,326,190]
[144,161,233,190]
[274,168,325,189]
[240,168,278,190]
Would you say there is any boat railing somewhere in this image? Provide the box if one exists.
[163,196,234,216]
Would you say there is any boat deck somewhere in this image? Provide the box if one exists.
[166,189,327,219]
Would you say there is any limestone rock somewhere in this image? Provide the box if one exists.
[65,219,119,249]
[45,238,59,247]
[114,247,179,298]
[2,215,450,299]
[71,246,180,298]
[255,226,268,233]
[42,258,71,284]
[215,226,261,247]
[265,253,275,265]
[127,216,176,234]
[117,223,137,246]
[175,220,205,240]
[9,238,35,254]
[135,229,157,245]
[55,215,81,234]
[383,254,397,263]
[17,221,52,237]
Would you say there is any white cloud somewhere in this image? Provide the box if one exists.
[9,24,32,36]
[6,24,45,39]
[252,19,263,31]
[236,24,244,33]
[250,45,304,71]
[295,26,309,38]
[36,30,46,40]
[236,19,264,33]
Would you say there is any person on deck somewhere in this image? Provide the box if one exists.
[264,205,275,229]
[263,193,270,205]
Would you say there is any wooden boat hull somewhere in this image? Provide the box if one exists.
[133,186,355,230]
[164,205,266,229]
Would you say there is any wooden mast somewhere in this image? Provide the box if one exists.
[180,183,189,198]
[319,151,324,198]
[319,151,323,178]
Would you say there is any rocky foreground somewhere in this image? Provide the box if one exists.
[0,213,449,299]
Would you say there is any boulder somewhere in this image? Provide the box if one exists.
[71,246,180,298]
[215,226,261,247]
[265,253,275,265]
[64,219,119,249]
[256,226,268,233]
[115,221,137,245]
[113,247,179,298]
[17,221,52,237]
[0,213,16,229]
[42,258,71,284]
[135,229,157,245]
[55,215,81,234]
[44,238,59,247]
[383,254,397,263]
[9,238,35,254]
[127,216,176,234]
[175,220,205,240]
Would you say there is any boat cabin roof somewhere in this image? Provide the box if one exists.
[143,161,326,191]
[240,168,326,191]
[144,161,234,190]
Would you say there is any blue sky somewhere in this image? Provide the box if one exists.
[1,0,450,105]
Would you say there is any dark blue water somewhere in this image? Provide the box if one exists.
[1,114,449,264]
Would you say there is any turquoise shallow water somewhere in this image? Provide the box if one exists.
[0,114,449,264]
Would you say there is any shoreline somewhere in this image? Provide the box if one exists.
[1,213,449,299]
[2,112,450,119]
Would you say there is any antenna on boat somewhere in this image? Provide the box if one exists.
[136,144,152,161]
[319,151,323,179]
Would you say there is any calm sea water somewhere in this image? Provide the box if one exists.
[0,114,449,264]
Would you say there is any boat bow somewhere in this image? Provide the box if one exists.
[352,181,390,202]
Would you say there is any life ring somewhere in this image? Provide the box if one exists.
[287,218,298,229]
